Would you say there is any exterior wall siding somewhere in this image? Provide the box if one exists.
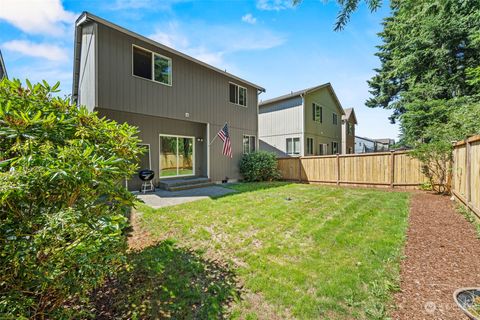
[77,22,96,111]
[258,96,303,156]
[95,23,258,132]
[303,87,342,155]
[97,108,206,189]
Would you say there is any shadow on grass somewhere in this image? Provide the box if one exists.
[212,181,293,200]
[92,240,241,319]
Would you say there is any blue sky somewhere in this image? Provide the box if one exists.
[0,0,399,139]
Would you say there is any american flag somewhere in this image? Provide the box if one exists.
[217,123,233,158]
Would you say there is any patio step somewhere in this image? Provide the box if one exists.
[158,177,213,191]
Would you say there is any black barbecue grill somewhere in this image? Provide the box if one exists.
[139,169,155,193]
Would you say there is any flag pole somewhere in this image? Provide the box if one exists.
[209,122,227,146]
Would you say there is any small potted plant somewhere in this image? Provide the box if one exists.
[454,288,480,320]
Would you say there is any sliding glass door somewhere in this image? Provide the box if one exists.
[159,135,194,177]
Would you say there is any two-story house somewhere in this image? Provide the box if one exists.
[341,108,357,154]
[72,12,265,190]
[258,83,345,157]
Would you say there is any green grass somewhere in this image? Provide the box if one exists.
[134,183,410,319]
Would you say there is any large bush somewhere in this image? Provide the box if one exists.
[0,79,142,318]
[239,151,280,182]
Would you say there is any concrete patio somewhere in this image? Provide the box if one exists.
[135,185,237,208]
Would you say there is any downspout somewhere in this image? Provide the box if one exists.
[300,93,305,157]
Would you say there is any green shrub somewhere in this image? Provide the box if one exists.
[239,151,280,182]
[0,79,143,318]
[409,141,452,194]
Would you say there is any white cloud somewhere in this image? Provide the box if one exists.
[242,13,257,25]
[0,0,76,36]
[110,0,187,11]
[3,40,68,62]
[256,0,293,11]
[149,21,286,67]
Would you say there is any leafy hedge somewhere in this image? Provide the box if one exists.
[239,151,280,182]
[0,79,142,318]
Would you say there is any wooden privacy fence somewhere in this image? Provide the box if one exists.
[277,151,429,189]
[452,135,480,219]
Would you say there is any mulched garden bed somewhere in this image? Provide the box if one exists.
[391,193,480,319]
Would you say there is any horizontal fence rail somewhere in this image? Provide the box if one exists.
[452,135,480,219]
[277,151,429,190]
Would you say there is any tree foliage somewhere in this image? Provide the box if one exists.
[0,79,142,318]
[293,0,382,31]
[366,0,480,145]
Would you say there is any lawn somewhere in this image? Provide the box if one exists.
[101,183,410,319]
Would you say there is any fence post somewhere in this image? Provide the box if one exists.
[390,151,395,188]
[336,154,340,186]
[466,139,471,207]
[298,157,302,183]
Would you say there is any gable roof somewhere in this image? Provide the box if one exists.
[72,12,265,99]
[259,82,345,115]
[0,49,7,79]
[342,108,358,124]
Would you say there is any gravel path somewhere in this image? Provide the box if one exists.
[391,193,480,319]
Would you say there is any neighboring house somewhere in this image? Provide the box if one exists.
[0,49,7,79]
[375,138,395,151]
[258,83,345,157]
[341,108,357,154]
[355,136,395,153]
[72,12,265,190]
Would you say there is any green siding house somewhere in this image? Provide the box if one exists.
[259,83,346,157]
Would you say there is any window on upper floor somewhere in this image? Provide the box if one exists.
[348,123,354,135]
[133,45,172,86]
[229,83,247,107]
[312,103,322,123]
[243,135,256,154]
[333,113,338,125]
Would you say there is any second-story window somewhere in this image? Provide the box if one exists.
[133,45,172,86]
[312,103,322,123]
[348,123,354,135]
[333,113,338,125]
[229,83,247,107]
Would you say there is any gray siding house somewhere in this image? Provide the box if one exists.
[258,83,345,157]
[72,12,264,189]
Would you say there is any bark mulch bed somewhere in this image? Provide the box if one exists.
[391,192,480,319]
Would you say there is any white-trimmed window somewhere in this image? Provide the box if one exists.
[312,103,322,123]
[243,135,256,154]
[333,113,338,125]
[319,143,328,155]
[286,137,300,155]
[306,137,314,155]
[332,141,338,154]
[229,83,247,107]
[348,123,354,135]
[133,45,172,86]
